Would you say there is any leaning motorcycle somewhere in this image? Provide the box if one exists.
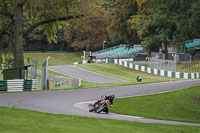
[89,95,115,113]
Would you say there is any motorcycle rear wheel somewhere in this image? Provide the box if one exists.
[97,105,105,113]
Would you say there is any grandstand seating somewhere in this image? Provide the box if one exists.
[92,45,145,58]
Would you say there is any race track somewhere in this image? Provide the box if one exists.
[0,79,200,126]
[48,65,126,83]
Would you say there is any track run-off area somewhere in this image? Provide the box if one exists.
[0,79,200,126]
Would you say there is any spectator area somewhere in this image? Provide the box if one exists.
[92,45,145,58]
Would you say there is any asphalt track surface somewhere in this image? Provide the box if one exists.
[48,65,126,83]
[0,80,200,126]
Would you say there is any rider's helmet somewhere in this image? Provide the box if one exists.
[111,94,115,98]
[109,94,115,99]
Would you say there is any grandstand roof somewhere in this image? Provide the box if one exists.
[185,41,200,49]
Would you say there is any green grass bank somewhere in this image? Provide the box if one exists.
[78,63,178,88]
[111,86,200,123]
[0,107,199,133]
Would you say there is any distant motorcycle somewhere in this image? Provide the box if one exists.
[89,95,115,113]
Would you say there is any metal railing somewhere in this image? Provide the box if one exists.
[148,58,177,72]
[28,68,81,89]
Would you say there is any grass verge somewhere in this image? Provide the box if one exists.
[0,107,199,133]
[77,63,178,82]
[24,52,82,70]
[110,86,200,123]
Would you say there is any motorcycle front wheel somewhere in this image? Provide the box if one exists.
[89,107,94,112]
[89,103,98,112]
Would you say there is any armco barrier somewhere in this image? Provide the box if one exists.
[73,58,114,65]
[73,60,87,65]
[0,80,7,91]
[114,59,200,79]
[0,79,38,92]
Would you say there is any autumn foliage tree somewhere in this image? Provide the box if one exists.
[64,11,109,51]
[0,0,90,68]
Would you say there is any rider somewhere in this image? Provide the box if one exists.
[136,74,142,82]
[103,95,115,113]
[89,94,115,113]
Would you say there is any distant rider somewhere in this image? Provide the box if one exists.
[136,74,142,82]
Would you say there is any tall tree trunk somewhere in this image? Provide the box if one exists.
[162,40,168,60]
[86,43,89,51]
[13,0,24,67]
[147,45,151,57]
[174,43,179,63]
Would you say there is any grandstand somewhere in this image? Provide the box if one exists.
[185,41,200,49]
[92,44,145,59]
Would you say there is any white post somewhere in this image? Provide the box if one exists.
[79,79,81,87]
[83,51,85,61]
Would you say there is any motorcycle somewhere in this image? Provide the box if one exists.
[89,95,115,113]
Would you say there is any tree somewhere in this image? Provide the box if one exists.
[128,0,174,59]
[129,0,200,60]
[108,0,140,44]
[0,0,88,67]
[169,0,200,62]
[65,11,109,51]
